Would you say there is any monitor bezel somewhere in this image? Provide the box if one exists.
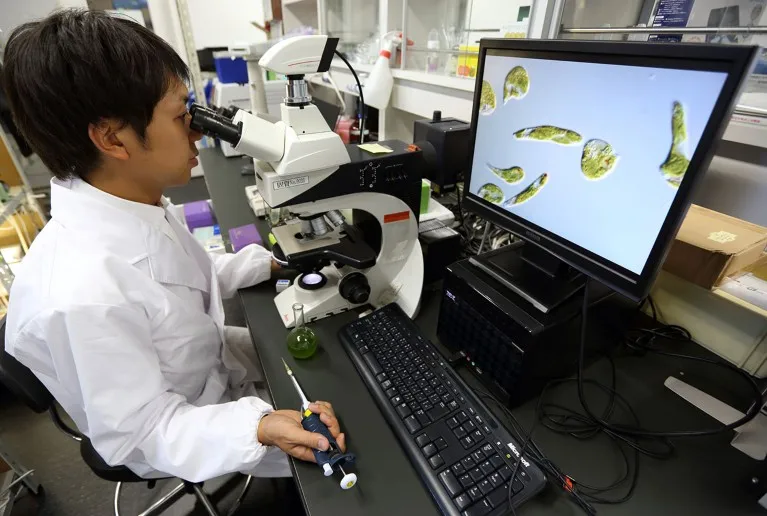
[462,39,757,302]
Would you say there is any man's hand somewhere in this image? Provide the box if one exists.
[257,401,346,462]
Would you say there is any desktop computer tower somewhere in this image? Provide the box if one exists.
[437,250,636,408]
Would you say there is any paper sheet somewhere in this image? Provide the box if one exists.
[358,143,393,154]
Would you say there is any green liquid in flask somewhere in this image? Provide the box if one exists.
[286,303,318,359]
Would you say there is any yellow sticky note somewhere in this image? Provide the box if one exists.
[358,143,394,154]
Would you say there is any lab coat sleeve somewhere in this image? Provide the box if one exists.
[38,303,274,482]
[212,244,272,298]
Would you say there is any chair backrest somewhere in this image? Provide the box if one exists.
[0,317,54,413]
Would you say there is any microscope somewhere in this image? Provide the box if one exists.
[190,35,425,328]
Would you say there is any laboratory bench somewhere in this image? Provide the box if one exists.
[199,147,764,516]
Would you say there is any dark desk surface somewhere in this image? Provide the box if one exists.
[200,147,764,516]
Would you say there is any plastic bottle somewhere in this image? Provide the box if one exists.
[426,28,440,74]
[365,37,397,109]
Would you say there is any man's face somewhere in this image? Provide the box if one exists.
[133,80,202,188]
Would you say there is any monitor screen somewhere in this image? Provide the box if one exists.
[469,52,729,275]
[464,41,756,301]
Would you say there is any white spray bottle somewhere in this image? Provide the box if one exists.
[364,32,403,110]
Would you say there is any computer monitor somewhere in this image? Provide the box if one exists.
[463,39,757,309]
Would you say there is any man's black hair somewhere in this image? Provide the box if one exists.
[1,9,190,179]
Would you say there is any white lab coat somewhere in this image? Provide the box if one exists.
[5,177,288,482]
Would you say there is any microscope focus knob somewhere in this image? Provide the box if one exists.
[339,273,371,305]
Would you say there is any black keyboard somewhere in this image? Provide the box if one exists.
[339,304,546,516]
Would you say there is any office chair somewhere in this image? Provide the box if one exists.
[0,319,253,516]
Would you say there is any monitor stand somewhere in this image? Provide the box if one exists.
[469,240,586,313]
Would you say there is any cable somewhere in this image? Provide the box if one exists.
[506,416,537,516]
[577,279,763,438]
[477,222,491,254]
[467,283,764,513]
[455,183,465,227]
[333,50,366,143]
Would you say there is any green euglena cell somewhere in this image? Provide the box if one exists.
[477,183,504,204]
[479,80,496,115]
[487,163,525,184]
[514,126,583,145]
[660,101,690,188]
[503,173,549,208]
[504,66,529,102]
[581,139,619,180]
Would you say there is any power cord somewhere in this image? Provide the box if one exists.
[333,50,366,143]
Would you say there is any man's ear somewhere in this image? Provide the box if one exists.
[87,119,130,161]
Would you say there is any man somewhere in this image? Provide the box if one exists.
[2,9,345,482]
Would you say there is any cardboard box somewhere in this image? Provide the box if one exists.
[663,205,767,289]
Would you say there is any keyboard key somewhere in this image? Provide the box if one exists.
[454,427,467,439]
[488,472,502,488]
[458,474,473,489]
[359,345,369,354]
[362,353,382,375]
[439,470,463,497]
[415,410,431,427]
[481,444,494,457]
[453,463,466,476]
[461,456,476,470]
[499,465,512,481]
[416,434,430,448]
[489,454,505,470]
[386,388,397,398]
[435,437,448,450]
[428,402,450,421]
[429,454,445,469]
[404,415,421,434]
[512,477,525,494]
[461,436,474,449]
[422,443,438,458]
[454,493,472,511]
[479,461,494,476]
[486,486,508,509]
[467,486,483,502]
[469,467,484,483]
[464,420,476,432]
[380,380,392,390]
[471,450,485,464]
[448,400,459,411]
[463,499,492,516]
[472,430,483,442]
[396,403,411,419]
[376,372,387,383]
[457,411,469,423]
[391,395,402,406]
[478,479,493,495]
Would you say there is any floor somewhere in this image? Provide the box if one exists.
[0,176,306,516]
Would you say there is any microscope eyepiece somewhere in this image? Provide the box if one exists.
[189,103,242,145]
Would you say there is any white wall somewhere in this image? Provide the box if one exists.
[57,0,88,8]
[0,0,58,37]
[187,0,267,49]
